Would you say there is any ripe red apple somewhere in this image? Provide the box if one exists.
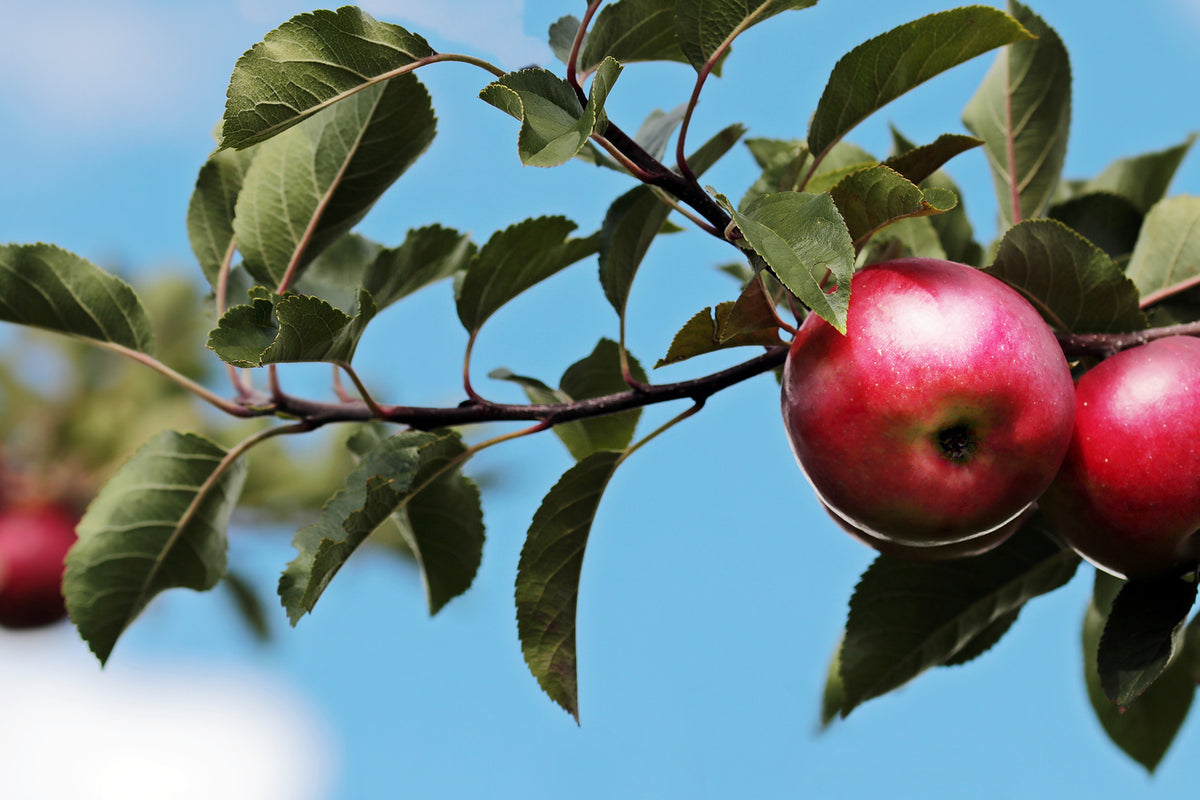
[1039,336,1200,579]
[818,498,1023,561]
[781,257,1075,548]
[0,502,78,629]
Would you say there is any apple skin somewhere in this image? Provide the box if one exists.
[818,498,1022,562]
[1039,336,1200,580]
[781,257,1076,547]
[0,503,79,629]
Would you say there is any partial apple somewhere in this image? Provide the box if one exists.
[1040,336,1200,579]
[0,502,79,629]
[781,257,1075,548]
[818,498,1023,562]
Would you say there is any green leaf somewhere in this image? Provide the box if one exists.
[675,0,817,73]
[517,450,623,721]
[656,280,784,367]
[1083,574,1195,773]
[741,138,811,208]
[293,233,385,314]
[1048,192,1144,259]
[829,165,957,249]
[581,0,690,73]
[962,2,1071,229]
[548,16,581,64]
[558,340,646,458]
[600,124,745,317]
[838,520,1079,716]
[820,639,845,729]
[1097,573,1198,709]
[728,192,855,333]
[801,142,877,195]
[493,339,648,460]
[234,73,436,289]
[221,7,435,149]
[1084,134,1196,213]
[64,431,248,664]
[0,243,155,354]
[1126,196,1200,305]
[363,225,477,311]
[988,219,1146,334]
[280,429,482,622]
[942,607,1020,666]
[480,58,622,168]
[222,569,272,643]
[208,288,377,367]
[456,217,599,334]
[808,6,1032,163]
[187,146,257,289]
[882,133,983,187]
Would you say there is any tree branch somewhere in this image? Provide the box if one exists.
[1057,320,1200,359]
[233,347,788,430]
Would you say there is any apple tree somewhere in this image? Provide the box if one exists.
[1,0,1198,773]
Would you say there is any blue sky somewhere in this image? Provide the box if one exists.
[1,1,1199,798]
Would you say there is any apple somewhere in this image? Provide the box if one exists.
[0,502,78,629]
[781,257,1075,549]
[1039,336,1200,579]
[818,498,1023,562]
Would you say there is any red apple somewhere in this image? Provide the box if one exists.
[0,502,78,629]
[781,257,1075,548]
[818,498,1022,562]
[1039,336,1200,579]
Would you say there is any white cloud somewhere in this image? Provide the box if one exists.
[0,629,337,800]
[0,3,199,133]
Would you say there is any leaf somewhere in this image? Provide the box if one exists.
[187,146,257,289]
[962,2,1071,228]
[882,133,983,187]
[293,232,385,314]
[1097,573,1198,709]
[0,243,155,354]
[829,165,958,249]
[233,73,436,289]
[456,217,599,334]
[222,569,272,643]
[988,219,1146,334]
[221,6,435,149]
[941,607,1020,666]
[741,138,811,208]
[363,225,476,311]
[280,429,482,622]
[1125,195,1200,305]
[656,282,784,367]
[480,58,622,168]
[1048,192,1144,259]
[1084,134,1196,213]
[516,450,623,721]
[837,520,1079,716]
[801,142,877,195]
[557,340,647,457]
[808,6,1032,164]
[580,0,691,73]
[493,339,648,460]
[1083,575,1195,773]
[207,288,377,367]
[820,639,845,729]
[675,0,817,73]
[548,16,582,64]
[600,124,745,316]
[64,431,248,664]
[728,192,855,333]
